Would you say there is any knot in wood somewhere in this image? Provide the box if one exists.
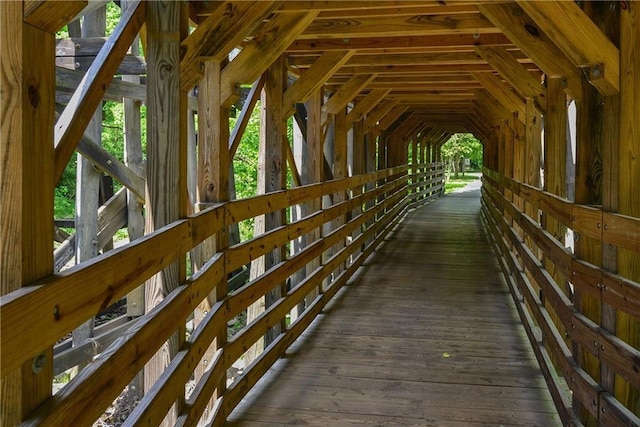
[28,84,40,108]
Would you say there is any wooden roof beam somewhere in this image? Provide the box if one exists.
[288,33,513,52]
[516,1,619,95]
[291,51,530,68]
[474,45,546,112]
[364,100,399,134]
[284,50,356,118]
[472,72,526,122]
[24,0,87,33]
[373,106,409,137]
[477,3,583,100]
[475,93,511,124]
[317,4,481,19]
[331,63,504,75]
[220,11,318,106]
[321,74,376,124]
[300,13,500,39]
[180,1,279,91]
[346,89,390,126]
[279,1,481,12]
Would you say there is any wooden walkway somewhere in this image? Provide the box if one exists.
[227,184,561,426]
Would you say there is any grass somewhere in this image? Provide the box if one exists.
[444,172,481,194]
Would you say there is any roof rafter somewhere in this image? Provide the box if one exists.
[180,1,279,91]
[516,0,619,95]
[220,11,319,106]
[284,50,356,118]
[477,2,583,100]
[474,45,546,112]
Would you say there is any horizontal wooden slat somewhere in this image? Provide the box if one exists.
[24,254,225,426]
[570,259,602,299]
[1,201,225,376]
[602,272,640,320]
[603,212,640,253]
[481,188,602,420]
[571,204,602,241]
[599,392,640,427]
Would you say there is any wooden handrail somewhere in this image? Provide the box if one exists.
[4,165,442,426]
[481,167,640,426]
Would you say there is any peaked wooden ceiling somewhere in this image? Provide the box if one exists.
[180,1,615,140]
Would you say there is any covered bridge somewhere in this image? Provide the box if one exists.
[1,1,639,425]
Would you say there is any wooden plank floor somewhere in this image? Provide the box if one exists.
[227,185,562,426]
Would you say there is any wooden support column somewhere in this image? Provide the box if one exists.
[524,98,542,257]
[305,89,324,304]
[0,4,55,423]
[72,5,105,372]
[246,56,287,365]
[598,1,621,402]
[364,129,377,245]
[513,116,525,200]
[350,118,365,257]
[411,137,418,205]
[376,131,388,217]
[194,59,230,417]
[543,77,570,384]
[615,2,639,415]
[143,2,187,424]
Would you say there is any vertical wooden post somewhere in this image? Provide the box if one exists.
[332,107,348,273]
[144,2,187,424]
[543,76,570,376]
[512,116,526,241]
[247,56,287,364]
[0,3,55,422]
[322,111,335,286]
[194,59,230,417]
[615,2,639,414]
[306,89,323,301]
[376,131,388,220]
[351,118,365,257]
[364,129,376,245]
[599,1,621,399]
[72,5,106,370]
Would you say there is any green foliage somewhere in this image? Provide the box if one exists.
[230,102,260,241]
[440,133,483,179]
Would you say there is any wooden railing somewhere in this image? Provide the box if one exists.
[1,164,443,426]
[481,167,640,426]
